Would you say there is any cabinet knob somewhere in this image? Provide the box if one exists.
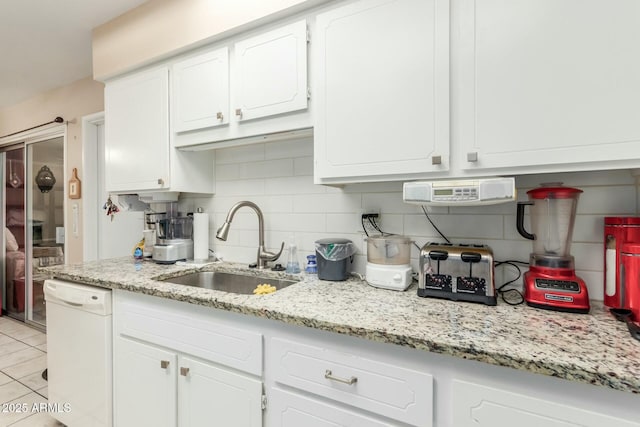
[467,152,479,162]
[324,369,357,385]
[216,112,224,121]
[160,360,170,369]
[235,108,243,118]
[157,178,164,186]
[432,155,442,165]
[180,367,190,377]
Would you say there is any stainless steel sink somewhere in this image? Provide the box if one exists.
[161,271,297,294]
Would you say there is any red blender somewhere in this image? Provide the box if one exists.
[516,183,590,313]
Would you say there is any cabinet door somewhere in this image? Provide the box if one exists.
[114,336,177,427]
[452,380,640,427]
[172,47,230,133]
[459,0,640,172]
[233,20,308,122]
[178,355,263,427]
[105,66,170,192]
[268,387,395,427]
[314,0,450,183]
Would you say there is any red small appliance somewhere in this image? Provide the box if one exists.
[517,183,590,313]
[619,243,640,321]
[604,217,640,309]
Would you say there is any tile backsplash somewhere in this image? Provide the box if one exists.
[180,137,639,301]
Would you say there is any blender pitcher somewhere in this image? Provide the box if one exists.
[517,183,582,258]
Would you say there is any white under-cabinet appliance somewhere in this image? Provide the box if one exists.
[403,177,516,206]
[44,279,113,427]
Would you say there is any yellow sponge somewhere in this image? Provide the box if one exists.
[253,284,277,295]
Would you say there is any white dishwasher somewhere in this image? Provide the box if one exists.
[44,279,113,427]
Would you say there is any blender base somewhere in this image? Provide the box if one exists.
[523,266,590,314]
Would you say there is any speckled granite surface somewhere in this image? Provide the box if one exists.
[40,257,640,395]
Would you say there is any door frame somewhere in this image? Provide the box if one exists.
[81,112,104,262]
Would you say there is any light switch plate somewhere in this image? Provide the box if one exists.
[56,227,65,244]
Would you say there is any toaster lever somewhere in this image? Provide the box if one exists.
[429,250,448,261]
[461,252,481,263]
[429,250,449,274]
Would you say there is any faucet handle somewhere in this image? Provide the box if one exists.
[260,241,285,262]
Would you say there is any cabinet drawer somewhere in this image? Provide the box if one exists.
[452,380,640,427]
[269,387,396,427]
[271,337,433,426]
[115,292,262,376]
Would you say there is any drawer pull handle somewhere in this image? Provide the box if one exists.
[324,369,357,385]
[160,360,170,369]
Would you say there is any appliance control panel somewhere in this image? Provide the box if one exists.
[403,177,516,206]
[535,279,580,293]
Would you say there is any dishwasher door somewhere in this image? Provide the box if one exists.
[44,279,113,427]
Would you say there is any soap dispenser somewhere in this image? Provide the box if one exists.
[285,235,301,274]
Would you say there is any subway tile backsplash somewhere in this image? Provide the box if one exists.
[179,137,640,301]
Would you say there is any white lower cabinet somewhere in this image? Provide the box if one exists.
[269,337,433,426]
[114,336,262,427]
[114,337,176,427]
[178,355,262,427]
[113,290,264,426]
[452,380,640,427]
[112,290,640,427]
[268,387,396,427]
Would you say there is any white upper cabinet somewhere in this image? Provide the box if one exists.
[313,0,450,184]
[172,47,230,133]
[457,0,640,173]
[105,66,171,192]
[105,66,215,196]
[234,20,308,122]
[172,19,311,149]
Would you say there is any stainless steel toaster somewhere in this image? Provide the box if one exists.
[418,243,496,305]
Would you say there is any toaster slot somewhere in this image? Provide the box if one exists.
[457,252,487,295]
[426,250,452,292]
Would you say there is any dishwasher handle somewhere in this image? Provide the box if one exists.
[44,279,112,315]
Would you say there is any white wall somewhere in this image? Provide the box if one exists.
[179,137,639,301]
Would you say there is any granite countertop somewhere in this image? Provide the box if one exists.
[40,257,640,395]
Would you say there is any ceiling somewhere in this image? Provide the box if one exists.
[0,0,148,110]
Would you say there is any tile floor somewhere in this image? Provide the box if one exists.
[0,316,63,427]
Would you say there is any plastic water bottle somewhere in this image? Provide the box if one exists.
[285,238,301,274]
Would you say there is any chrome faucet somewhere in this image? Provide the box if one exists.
[216,201,284,269]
